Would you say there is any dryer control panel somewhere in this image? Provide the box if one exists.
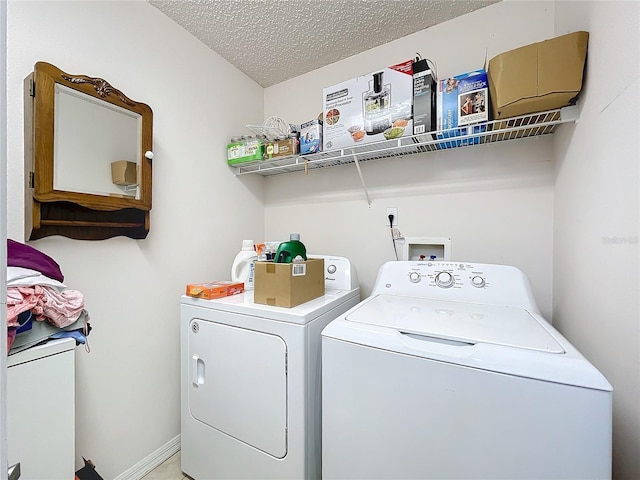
[371,261,538,311]
[308,254,359,291]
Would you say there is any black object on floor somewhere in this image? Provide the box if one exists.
[75,457,104,480]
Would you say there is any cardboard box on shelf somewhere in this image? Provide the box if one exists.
[111,160,137,186]
[185,281,244,300]
[254,258,324,308]
[322,59,413,151]
[488,31,589,120]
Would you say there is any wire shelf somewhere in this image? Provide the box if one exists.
[234,106,578,177]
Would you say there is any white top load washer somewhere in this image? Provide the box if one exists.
[181,255,359,480]
[322,260,612,480]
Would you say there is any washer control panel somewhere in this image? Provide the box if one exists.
[397,262,489,291]
[435,271,456,288]
[371,261,536,310]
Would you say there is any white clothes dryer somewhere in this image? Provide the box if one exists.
[322,260,612,480]
[181,255,359,480]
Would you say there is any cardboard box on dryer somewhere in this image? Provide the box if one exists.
[254,258,324,308]
[322,59,413,151]
[488,31,589,120]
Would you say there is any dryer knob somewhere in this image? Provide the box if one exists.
[471,275,486,288]
[327,264,337,274]
[409,272,421,283]
[435,271,455,288]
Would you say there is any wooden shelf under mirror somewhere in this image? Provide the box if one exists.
[24,61,153,240]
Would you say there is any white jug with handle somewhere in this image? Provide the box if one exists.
[231,240,258,290]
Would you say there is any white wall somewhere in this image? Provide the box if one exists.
[5,0,639,478]
[552,2,640,479]
[264,0,557,317]
[7,1,265,478]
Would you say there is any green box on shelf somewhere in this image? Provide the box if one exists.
[227,142,264,165]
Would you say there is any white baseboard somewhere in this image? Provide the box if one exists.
[114,434,181,480]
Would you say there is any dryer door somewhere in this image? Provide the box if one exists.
[188,319,287,458]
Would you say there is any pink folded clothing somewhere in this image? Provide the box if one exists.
[7,286,42,327]
[7,285,84,328]
[40,286,85,327]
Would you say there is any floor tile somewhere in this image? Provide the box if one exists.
[142,451,183,480]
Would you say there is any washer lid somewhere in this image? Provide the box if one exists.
[345,295,564,353]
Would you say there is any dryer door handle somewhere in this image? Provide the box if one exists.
[192,354,205,386]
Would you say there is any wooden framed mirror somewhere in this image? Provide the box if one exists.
[25,61,153,240]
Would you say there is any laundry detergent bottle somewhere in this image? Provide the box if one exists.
[231,240,258,290]
[275,233,307,263]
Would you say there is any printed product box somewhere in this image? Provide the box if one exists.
[254,258,324,308]
[185,281,244,300]
[436,124,487,149]
[412,59,437,135]
[299,119,322,155]
[111,160,137,186]
[322,59,413,151]
[227,140,264,166]
[488,31,589,120]
[265,137,298,159]
[436,69,489,149]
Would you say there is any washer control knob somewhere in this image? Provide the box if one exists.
[435,271,455,288]
[327,264,337,274]
[409,272,421,283]
[471,275,486,288]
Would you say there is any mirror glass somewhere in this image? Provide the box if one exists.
[54,83,142,199]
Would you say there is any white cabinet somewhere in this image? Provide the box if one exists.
[7,338,76,480]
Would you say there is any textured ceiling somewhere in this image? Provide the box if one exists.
[149,0,499,87]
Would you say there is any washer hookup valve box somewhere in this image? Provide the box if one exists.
[254,258,325,308]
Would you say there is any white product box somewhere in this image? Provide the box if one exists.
[299,119,322,155]
[322,59,413,151]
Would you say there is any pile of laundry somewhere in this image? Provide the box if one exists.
[6,239,91,354]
